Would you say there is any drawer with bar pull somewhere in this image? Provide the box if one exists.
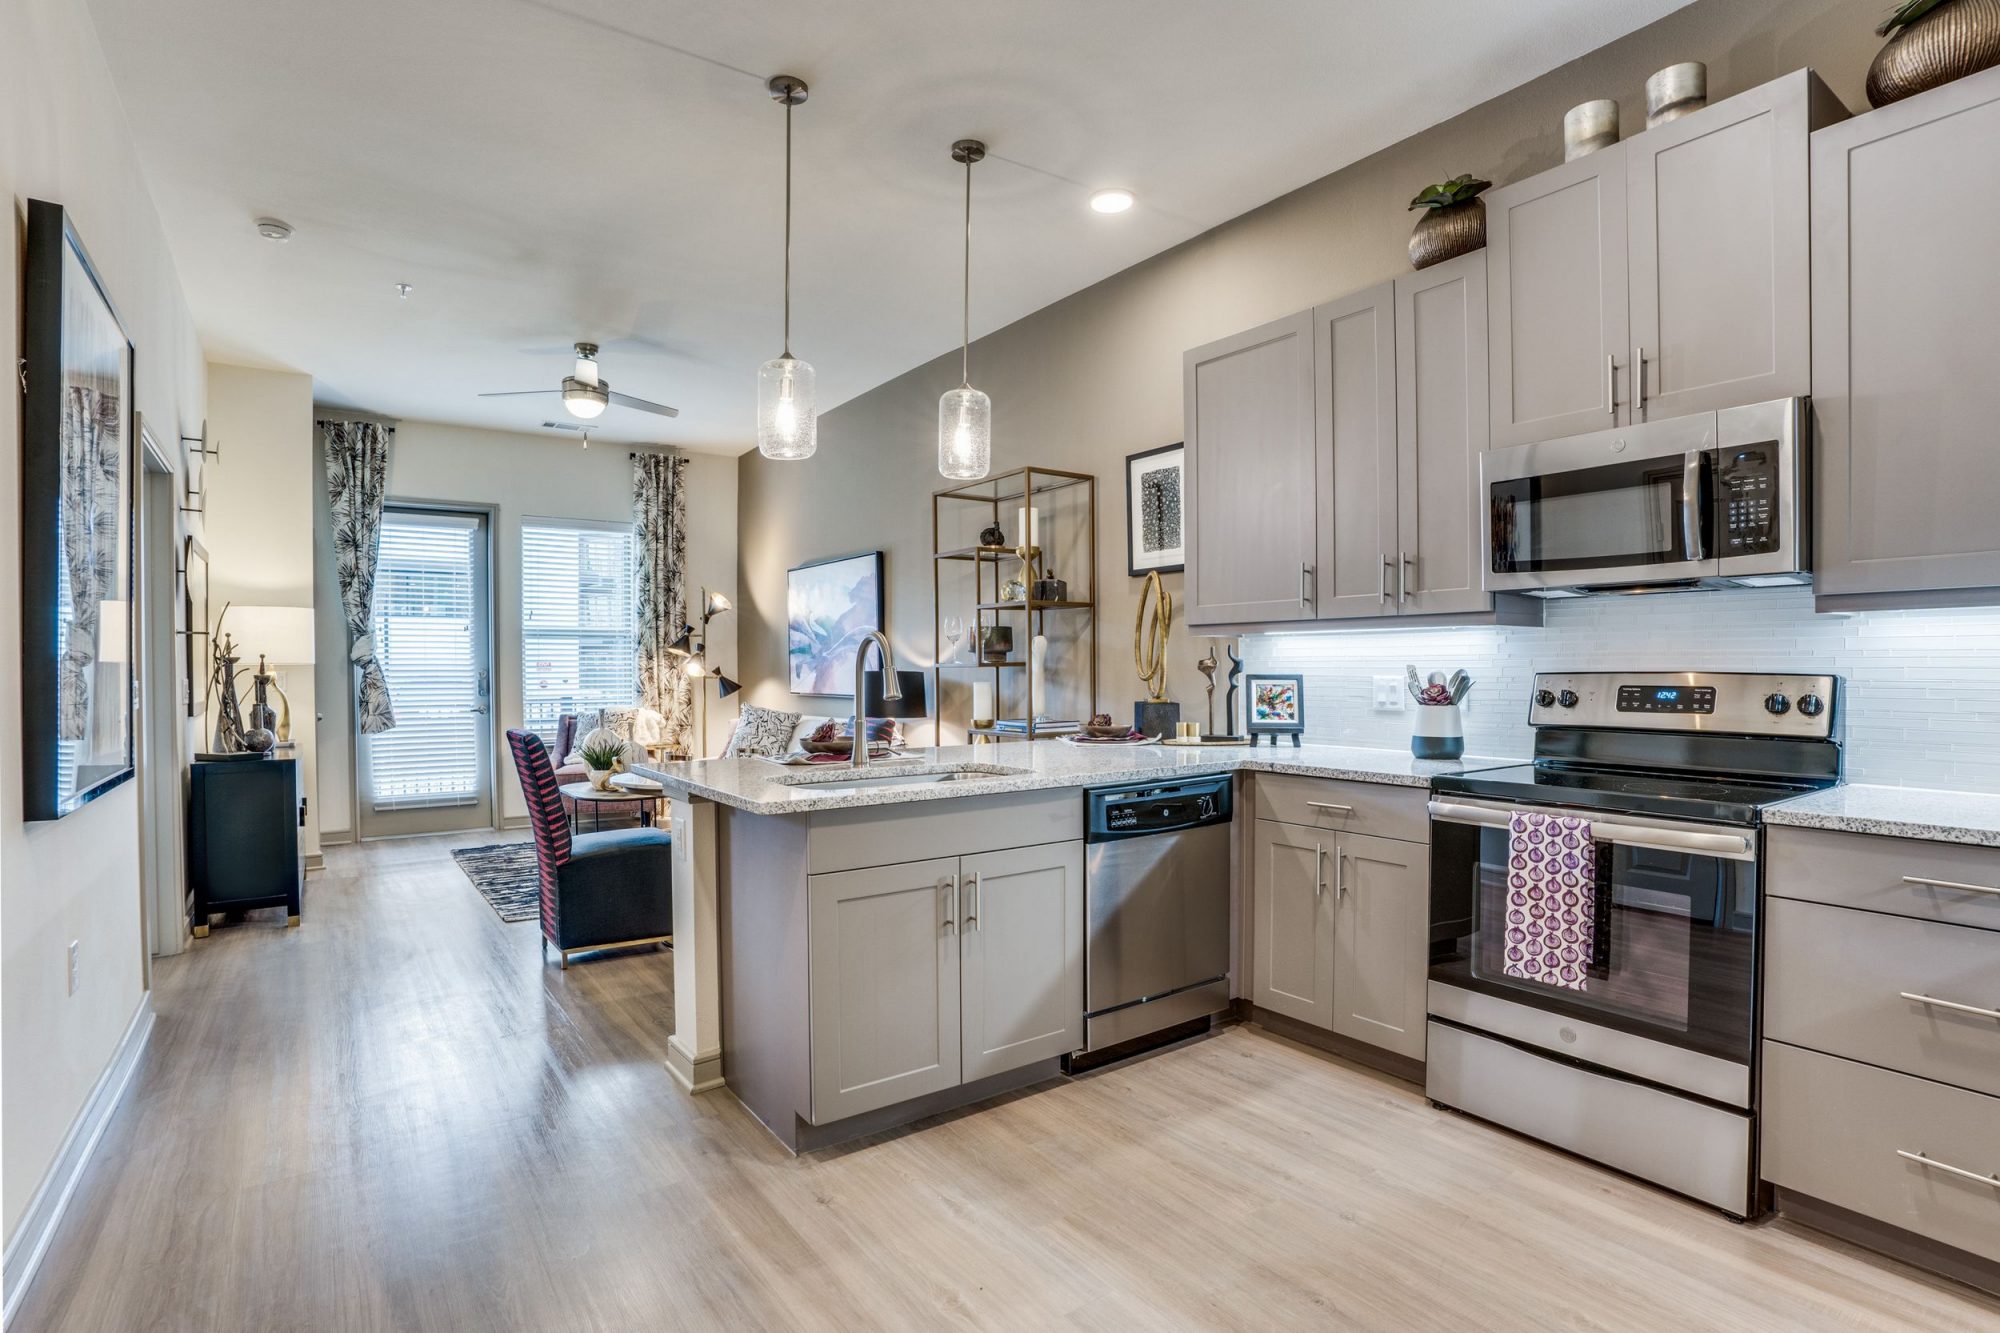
[1769,827,2000,932]
[1251,775,1427,844]
[1765,897,2000,1098]
[1763,1040,2000,1265]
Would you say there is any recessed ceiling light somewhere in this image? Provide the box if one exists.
[1089,188,1135,214]
[255,216,294,241]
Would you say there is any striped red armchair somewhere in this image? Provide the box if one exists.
[506,729,674,968]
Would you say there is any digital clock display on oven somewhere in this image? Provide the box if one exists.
[1616,683,1717,714]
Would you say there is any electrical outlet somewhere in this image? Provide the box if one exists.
[67,940,79,995]
[1372,675,1405,712]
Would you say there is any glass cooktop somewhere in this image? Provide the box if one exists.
[1430,762,1832,827]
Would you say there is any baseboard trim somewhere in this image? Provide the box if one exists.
[665,1034,724,1095]
[1774,1187,2000,1298]
[1247,1005,1426,1086]
[3,995,154,1327]
[318,828,354,848]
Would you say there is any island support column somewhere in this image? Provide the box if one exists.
[665,796,724,1093]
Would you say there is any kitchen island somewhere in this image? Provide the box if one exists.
[637,740,1516,1150]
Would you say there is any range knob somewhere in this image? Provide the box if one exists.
[1764,692,1791,716]
[1535,689,1558,708]
[1797,693,1825,718]
[1557,690,1580,709]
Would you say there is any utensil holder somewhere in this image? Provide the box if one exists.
[1412,703,1465,760]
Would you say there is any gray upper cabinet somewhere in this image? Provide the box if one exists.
[958,841,1084,1083]
[1330,832,1430,1061]
[1487,147,1629,447]
[1813,65,2000,600]
[1185,311,1318,625]
[1394,251,1490,616]
[1251,819,1334,1027]
[1312,283,1400,619]
[1626,71,1832,421]
[808,856,963,1124]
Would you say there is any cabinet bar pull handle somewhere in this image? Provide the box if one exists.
[1900,991,2000,1021]
[1299,563,1313,611]
[1902,874,2000,899]
[1307,801,1354,814]
[943,876,957,935]
[1315,843,1325,898]
[965,871,980,930]
[1633,345,1647,416]
[1335,850,1345,901]
[1606,353,1618,417]
[1897,1150,2000,1188]
[1399,552,1412,603]
[1379,554,1391,604]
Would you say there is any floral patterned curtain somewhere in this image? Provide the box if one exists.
[57,385,122,740]
[633,452,692,755]
[321,419,397,733]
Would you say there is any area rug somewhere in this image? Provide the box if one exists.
[452,843,539,923]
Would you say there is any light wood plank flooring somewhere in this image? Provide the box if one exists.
[17,832,2000,1331]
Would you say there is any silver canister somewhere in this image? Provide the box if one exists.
[1563,99,1619,161]
[1645,62,1708,127]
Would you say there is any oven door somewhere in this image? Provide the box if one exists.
[1483,411,1717,590]
[1426,798,1759,1071]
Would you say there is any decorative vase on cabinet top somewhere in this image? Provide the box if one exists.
[1868,0,2000,106]
[1409,199,1486,270]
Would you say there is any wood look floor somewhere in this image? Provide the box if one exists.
[17,834,2000,1332]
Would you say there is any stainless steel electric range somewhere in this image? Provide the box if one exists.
[1424,670,1841,1218]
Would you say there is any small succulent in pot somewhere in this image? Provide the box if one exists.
[1407,174,1492,270]
[1868,0,2000,106]
[579,738,626,791]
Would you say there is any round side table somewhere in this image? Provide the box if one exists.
[559,782,663,833]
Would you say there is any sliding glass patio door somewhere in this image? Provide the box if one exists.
[357,508,494,838]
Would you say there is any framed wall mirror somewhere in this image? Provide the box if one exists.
[182,536,209,719]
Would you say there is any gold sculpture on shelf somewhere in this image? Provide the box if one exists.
[1134,570,1173,702]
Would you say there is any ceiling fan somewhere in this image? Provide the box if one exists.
[480,342,679,420]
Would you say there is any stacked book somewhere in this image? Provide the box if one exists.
[986,718,1081,735]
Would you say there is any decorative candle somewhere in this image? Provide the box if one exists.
[1029,634,1048,718]
[1014,506,1040,548]
[971,680,995,728]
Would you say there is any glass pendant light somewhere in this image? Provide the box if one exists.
[939,139,991,480]
[758,75,817,460]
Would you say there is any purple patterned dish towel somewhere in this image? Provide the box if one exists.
[1503,811,1596,992]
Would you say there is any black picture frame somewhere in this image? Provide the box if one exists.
[786,550,885,696]
[1244,673,1306,743]
[1125,442,1185,576]
[22,200,137,820]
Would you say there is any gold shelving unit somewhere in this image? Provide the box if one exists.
[933,466,1097,742]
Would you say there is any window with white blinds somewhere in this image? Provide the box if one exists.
[520,521,637,744]
[367,514,483,810]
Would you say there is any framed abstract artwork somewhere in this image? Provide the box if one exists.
[21,199,138,819]
[787,550,884,696]
[1125,442,1184,576]
[1244,673,1305,745]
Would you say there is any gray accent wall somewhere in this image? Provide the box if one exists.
[737,0,1889,736]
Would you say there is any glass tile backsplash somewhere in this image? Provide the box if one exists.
[1241,586,2000,793]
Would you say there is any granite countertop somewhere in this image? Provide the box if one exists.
[635,740,1521,816]
[1765,784,2000,849]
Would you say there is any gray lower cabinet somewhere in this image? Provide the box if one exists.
[959,841,1085,1082]
[1331,832,1430,1060]
[1812,64,2000,601]
[1252,811,1430,1060]
[1184,311,1318,624]
[807,841,1082,1125]
[808,855,963,1123]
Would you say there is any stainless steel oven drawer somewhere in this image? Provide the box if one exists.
[1763,1041,2000,1265]
[1766,897,2000,1098]
[1428,1021,1754,1216]
[1768,827,2000,932]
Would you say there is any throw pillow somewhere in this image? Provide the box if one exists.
[726,704,801,758]
[839,717,899,744]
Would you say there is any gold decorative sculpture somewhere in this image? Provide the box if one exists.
[1134,570,1173,702]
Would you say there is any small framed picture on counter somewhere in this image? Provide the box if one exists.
[1244,673,1304,746]
[1125,442,1184,576]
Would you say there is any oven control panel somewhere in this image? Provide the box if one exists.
[1529,671,1837,738]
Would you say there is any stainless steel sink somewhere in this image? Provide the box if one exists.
[774,764,1028,797]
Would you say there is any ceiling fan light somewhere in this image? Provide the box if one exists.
[562,377,608,419]
[757,354,817,460]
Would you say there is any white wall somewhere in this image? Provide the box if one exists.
[315,420,738,836]
[204,363,319,857]
[1244,587,2000,793]
[1,0,207,1245]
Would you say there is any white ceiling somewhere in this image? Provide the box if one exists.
[87,0,1689,453]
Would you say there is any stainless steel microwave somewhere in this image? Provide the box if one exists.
[1482,396,1810,596]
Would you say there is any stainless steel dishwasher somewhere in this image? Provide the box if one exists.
[1077,775,1234,1056]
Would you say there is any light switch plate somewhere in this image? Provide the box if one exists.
[1373,675,1405,711]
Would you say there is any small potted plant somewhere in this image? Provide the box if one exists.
[1407,174,1492,270]
[579,738,626,791]
[1868,0,2000,106]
